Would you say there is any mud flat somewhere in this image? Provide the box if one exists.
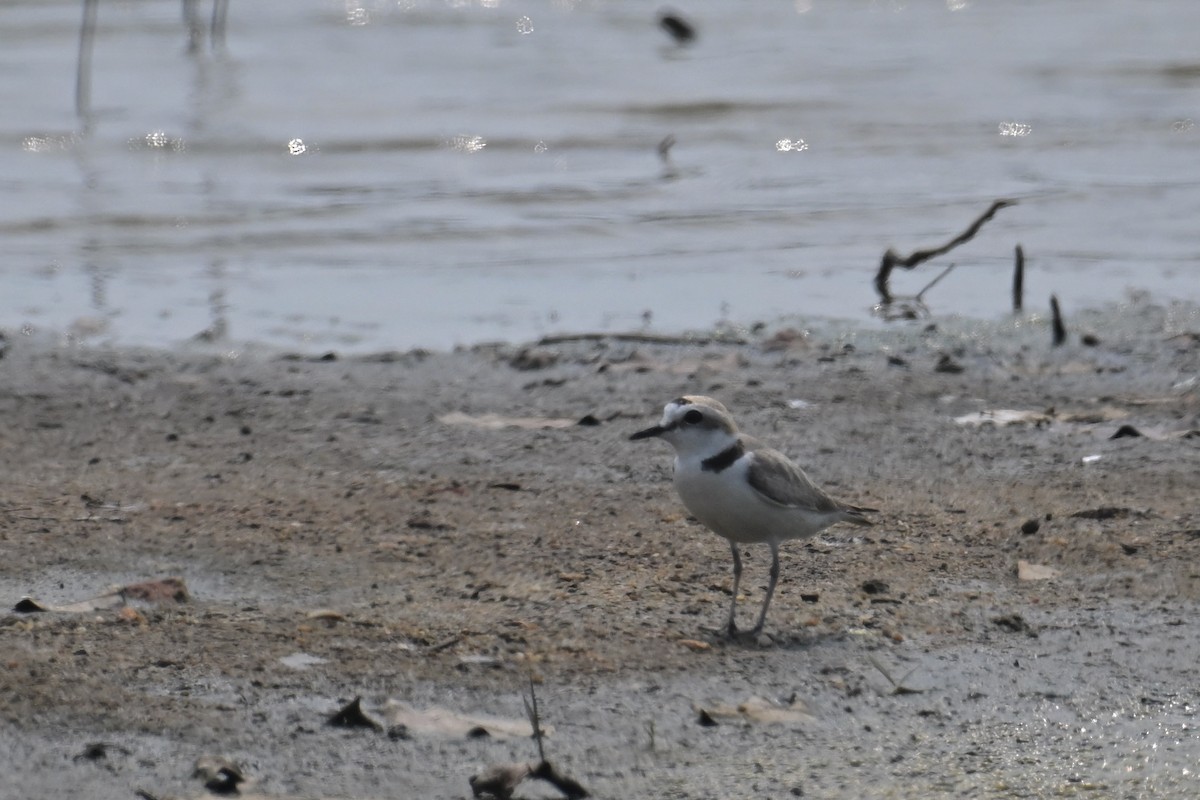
[2,296,1199,798]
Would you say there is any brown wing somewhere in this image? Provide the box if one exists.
[744,440,874,523]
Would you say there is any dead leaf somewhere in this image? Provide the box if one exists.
[117,606,147,625]
[1070,507,1135,521]
[695,696,814,725]
[382,700,547,740]
[13,577,189,613]
[761,328,809,352]
[954,407,1128,427]
[193,755,248,795]
[1017,560,1059,581]
[954,409,1052,427]
[121,577,190,604]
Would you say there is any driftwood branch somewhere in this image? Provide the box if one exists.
[327,696,382,732]
[531,761,590,800]
[874,199,1016,306]
[472,678,589,799]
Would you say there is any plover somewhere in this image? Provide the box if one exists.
[631,396,875,638]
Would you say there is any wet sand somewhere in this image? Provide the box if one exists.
[3,297,1200,798]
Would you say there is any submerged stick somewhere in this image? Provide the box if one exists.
[915,263,957,303]
[1050,294,1066,346]
[212,0,231,50]
[874,199,1016,306]
[182,0,204,52]
[1012,245,1025,312]
[76,0,99,120]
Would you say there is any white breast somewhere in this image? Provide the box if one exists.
[673,452,821,545]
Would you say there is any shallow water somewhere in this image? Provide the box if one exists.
[3,0,1199,352]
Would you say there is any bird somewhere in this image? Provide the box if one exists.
[630,396,876,638]
[657,10,697,46]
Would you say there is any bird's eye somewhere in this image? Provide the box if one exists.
[683,409,703,424]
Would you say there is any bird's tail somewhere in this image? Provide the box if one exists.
[841,503,877,526]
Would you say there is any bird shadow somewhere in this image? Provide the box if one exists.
[696,625,848,652]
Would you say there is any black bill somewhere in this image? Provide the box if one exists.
[629,425,665,441]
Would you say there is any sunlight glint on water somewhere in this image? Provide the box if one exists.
[1,0,1198,351]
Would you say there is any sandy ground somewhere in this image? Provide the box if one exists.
[3,297,1200,799]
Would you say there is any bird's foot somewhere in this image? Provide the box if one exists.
[704,621,771,644]
[748,625,776,646]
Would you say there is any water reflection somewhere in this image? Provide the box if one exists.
[6,0,1200,352]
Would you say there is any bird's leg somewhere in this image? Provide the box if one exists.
[750,542,780,636]
[726,541,742,638]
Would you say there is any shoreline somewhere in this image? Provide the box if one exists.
[10,288,1184,362]
[3,295,1199,797]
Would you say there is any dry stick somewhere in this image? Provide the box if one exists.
[874,199,1016,305]
[538,331,746,346]
[1050,295,1067,346]
[1012,245,1025,312]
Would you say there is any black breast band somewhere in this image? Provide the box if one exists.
[701,441,745,473]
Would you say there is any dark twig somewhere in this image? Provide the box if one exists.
[523,676,546,764]
[1050,295,1066,346]
[1012,245,1025,312]
[874,199,1016,306]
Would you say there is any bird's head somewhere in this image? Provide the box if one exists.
[629,395,738,456]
